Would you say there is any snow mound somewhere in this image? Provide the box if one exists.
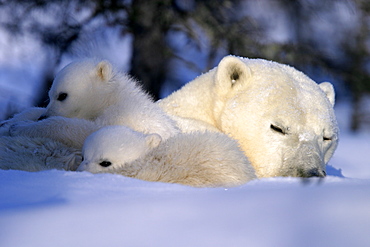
[1,169,370,247]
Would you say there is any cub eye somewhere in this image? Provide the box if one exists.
[57,93,68,102]
[270,124,285,135]
[99,160,112,167]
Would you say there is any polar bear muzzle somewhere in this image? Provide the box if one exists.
[281,142,326,178]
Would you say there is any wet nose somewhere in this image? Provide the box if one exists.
[307,168,326,178]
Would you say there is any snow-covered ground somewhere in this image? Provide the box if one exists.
[0,100,369,247]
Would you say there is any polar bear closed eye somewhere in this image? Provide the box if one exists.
[9,59,179,149]
[78,125,256,187]
[158,55,339,178]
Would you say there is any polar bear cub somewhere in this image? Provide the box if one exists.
[78,125,256,187]
[9,59,179,149]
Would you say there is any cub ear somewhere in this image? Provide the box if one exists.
[319,82,335,106]
[96,60,114,82]
[215,55,252,93]
[145,133,162,148]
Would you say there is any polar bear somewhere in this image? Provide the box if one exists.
[0,135,82,171]
[158,55,339,178]
[77,125,256,187]
[9,59,179,149]
[0,107,45,136]
[0,107,84,172]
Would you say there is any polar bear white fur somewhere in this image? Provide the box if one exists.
[0,107,45,136]
[158,55,339,178]
[0,107,83,172]
[78,125,256,187]
[0,135,82,171]
[9,59,179,149]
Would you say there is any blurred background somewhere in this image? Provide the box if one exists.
[0,0,369,132]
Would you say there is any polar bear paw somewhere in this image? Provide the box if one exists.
[9,121,35,136]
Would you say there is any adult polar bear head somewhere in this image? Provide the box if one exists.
[158,55,339,178]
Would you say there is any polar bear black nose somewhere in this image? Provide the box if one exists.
[307,168,326,178]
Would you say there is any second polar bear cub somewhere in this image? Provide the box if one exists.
[78,125,256,187]
[9,59,179,149]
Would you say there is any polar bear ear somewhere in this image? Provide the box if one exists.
[215,55,252,92]
[96,60,114,82]
[145,133,162,148]
[319,82,335,106]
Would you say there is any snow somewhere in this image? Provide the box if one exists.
[0,102,369,247]
[1,172,370,247]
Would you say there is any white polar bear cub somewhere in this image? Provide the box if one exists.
[159,55,339,178]
[78,125,256,187]
[10,59,179,149]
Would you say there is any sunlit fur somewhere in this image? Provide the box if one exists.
[158,55,339,178]
[9,59,179,149]
[78,126,256,187]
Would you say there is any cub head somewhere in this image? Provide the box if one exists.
[77,125,162,173]
[40,59,116,120]
[212,56,339,178]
